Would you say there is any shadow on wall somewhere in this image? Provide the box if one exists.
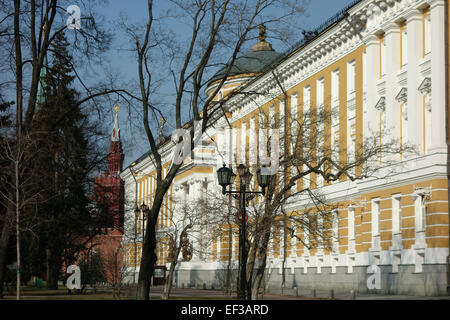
[261,265,447,296]
[213,268,238,291]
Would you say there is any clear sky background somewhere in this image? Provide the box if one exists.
[93,0,357,168]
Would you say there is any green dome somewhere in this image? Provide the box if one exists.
[209,45,283,84]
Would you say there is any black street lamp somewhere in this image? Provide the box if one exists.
[140,202,149,238]
[134,205,140,239]
[216,163,269,300]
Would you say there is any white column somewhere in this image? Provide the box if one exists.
[280,100,285,190]
[224,127,232,167]
[241,121,246,165]
[384,23,401,149]
[429,0,447,152]
[406,10,424,153]
[232,126,237,166]
[363,34,380,137]
[190,179,203,261]
[290,94,298,191]
[216,128,224,168]
[247,118,255,166]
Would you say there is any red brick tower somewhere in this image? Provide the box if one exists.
[92,106,125,283]
[95,105,124,229]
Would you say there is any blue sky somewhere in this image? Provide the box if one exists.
[95,0,357,167]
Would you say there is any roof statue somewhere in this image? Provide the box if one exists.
[259,23,267,42]
[251,23,273,52]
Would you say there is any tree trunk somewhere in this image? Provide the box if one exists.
[0,201,14,298]
[251,226,271,300]
[48,261,59,290]
[136,230,156,299]
[136,202,160,299]
[15,159,20,300]
[161,246,181,300]
[225,223,233,296]
[45,248,59,290]
[246,237,258,300]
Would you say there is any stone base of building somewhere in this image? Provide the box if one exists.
[166,264,448,296]
[172,268,238,290]
[266,265,448,296]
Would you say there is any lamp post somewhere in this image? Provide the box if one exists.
[217,163,269,300]
[134,205,140,283]
[140,202,149,239]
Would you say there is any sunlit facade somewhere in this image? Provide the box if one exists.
[121,0,450,296]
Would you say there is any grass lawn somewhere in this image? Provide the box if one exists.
[2,286,234,300]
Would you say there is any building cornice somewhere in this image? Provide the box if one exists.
[224,0,430,121]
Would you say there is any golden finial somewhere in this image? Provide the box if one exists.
[114,105,120,114]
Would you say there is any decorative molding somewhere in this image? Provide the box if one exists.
[395,87,408,104]
[374,96,386,111]
[418,77,431,94]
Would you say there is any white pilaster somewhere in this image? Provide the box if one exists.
[384,23,401,149]
[406,10,424,154]
[429,0,447,152]
[364,34,381,137]
[190,179,203,262]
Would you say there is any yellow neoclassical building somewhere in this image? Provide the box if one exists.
[120,0,450,296]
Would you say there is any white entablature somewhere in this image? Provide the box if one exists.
[224,0,433,121]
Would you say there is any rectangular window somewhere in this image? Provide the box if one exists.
[318,213,323,248]
[332,209,339,251]
[372,199,380,237]
[347,60,356,97]
[317,78,324,108]
[348,207,355,240]
[290,93,298,148]
[304,213,310,248]
[392,195,402,234]
[303,86,311,113]
[269,105,275,128]
[414,194,425,232]
[332,69,340,104]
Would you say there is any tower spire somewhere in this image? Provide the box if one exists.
[108,105,124,175]
[112,105,120,142]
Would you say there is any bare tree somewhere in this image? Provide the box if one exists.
[0,129,46,299]
[233,80,418,299]
[0,0,138,297]
[100,245,134,300]
[124,0,307,300]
